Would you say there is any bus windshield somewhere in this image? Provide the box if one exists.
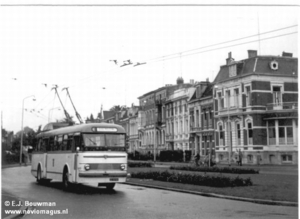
[83,134,125,148]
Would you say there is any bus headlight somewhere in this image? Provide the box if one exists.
[120,164,126,171]
[84,164,90,171]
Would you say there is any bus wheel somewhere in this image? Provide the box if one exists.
[106,183,115,190]
[62,169,70,190]
[37,166,42,183]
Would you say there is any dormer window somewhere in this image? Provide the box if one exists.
[229,65,237,77]
[270,60,279,70]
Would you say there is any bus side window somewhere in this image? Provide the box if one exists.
[67,134,73,151]
[73,135,82,151]
[37,139,42,151]
[49,136,55,151]
[41,138,48,152]
[53,136,58,151]
[62,135,68,151]
[57,135,63,151]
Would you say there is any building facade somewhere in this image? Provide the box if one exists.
[165,79,195,151]
[214,50,298,165]
[189,80,215,159]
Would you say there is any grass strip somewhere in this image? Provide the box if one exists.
[170,165,259,174]
[131,170,252,187]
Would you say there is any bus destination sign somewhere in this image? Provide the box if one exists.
[92,127,118,132]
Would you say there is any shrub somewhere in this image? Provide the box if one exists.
[169,165,259,174]
[131,170,253,187]
[128,161,153,168]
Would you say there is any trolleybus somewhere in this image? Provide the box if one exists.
[31,123,129,190]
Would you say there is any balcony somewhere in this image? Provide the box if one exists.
[166,134,174,140]
[190,126,202,132]
[266,102,297,111]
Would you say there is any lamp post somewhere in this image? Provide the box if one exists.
[20,95,36,165]
[48,107,61,122]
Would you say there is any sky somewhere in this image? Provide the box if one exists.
[0,1,298,133]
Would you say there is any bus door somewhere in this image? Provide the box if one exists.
[46,135,62,180]
[40,138,49,178]
[72,133,82,183]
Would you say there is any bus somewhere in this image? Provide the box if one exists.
[31,123,129,190]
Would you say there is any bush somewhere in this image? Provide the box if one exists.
[2,153,19,165]
[131,170,253,187]
[169,165,259,174]
[160,150,186,162]
[128,152,153,161]
[128,161,153,168]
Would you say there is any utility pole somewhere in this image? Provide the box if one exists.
[227,91,232,166]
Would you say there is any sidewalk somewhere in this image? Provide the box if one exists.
[2,163,31,219]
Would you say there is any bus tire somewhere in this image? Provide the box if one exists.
[106,183,115,190]
[37,165,42,183]
[62,168,71,190]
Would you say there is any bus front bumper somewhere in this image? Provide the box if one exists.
[78,172,128,178]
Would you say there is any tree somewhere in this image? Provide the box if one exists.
[56,116,75,125]
[109,105,127,112]
[90,114,94,121]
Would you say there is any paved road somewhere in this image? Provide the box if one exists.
[2,166,298,219]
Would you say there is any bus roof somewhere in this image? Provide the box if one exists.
[37,123,126,138]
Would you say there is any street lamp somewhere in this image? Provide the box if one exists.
[48,107,61,122]
[20,95,36,165]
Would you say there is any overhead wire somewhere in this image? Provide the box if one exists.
[149,31,298,63]
[145,24,298,63]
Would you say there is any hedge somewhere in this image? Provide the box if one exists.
[128,161,153,168]
[170,165,259,174]
[131,170,253,187]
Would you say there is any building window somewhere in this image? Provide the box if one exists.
[190,113,194,128]
[196,110,199,127]
[234,88,239,108]
[204,111,207,128]
[273,86,282,106]
[219,125,225,146]
[268,120,276,145]
[245,86,251,107]
[218,92,224,110]
[236,123,241,145]
[282,154,292,162]
[247,122,253,145]
[279,119,294,145]
[225,90,231,108]
[247,155,253,163]
[219,154,223,161]
[209,110,212,127]
[229,65,237,77]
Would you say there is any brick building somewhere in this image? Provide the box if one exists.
[214,50,298,165]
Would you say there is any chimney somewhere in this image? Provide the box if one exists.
[248,50,257,58]
[282,51,293,57]
[226,52,234,65]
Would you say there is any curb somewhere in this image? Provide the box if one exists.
[123,181,298,207]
